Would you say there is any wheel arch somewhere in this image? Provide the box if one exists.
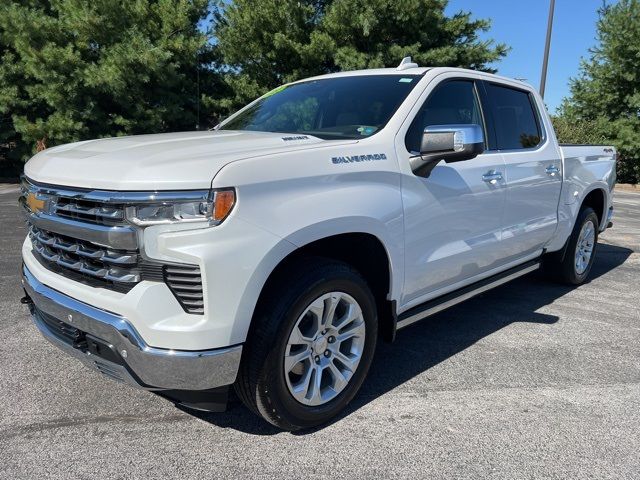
[580,186,608,229]
[230,221,402,345]
[547,184,609,262]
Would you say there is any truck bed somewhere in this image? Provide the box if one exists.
[560,144,616,191]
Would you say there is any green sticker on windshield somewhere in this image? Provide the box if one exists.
[263,84,288,98]
[399,78,413,83]
[357,126,377,136]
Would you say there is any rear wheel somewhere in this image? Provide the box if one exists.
[545,207,599,285]
[235,258,378,431]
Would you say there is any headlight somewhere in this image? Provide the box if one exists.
[125,189,236,226]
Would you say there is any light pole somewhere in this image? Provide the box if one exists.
[540,0,556,99]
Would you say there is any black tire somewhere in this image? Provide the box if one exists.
[234,257,378,431]
[544,207,599,285]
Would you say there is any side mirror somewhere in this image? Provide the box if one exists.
[410,124,485,177]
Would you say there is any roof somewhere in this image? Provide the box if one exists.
[296,67,432,83]
[292,66,534,92]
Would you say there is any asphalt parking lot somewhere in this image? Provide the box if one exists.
[0,186,639,479]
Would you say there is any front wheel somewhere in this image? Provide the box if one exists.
[235,258,378,431]
[545,206,599,285]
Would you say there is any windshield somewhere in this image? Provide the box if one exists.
[219,75,421,140]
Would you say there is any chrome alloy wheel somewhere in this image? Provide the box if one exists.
[575,220,596,275]
[284,292,366,406]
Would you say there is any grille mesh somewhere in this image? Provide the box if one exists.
[93,360,126,383]
[38,308,84,345]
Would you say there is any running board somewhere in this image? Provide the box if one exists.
[396,260,541,330]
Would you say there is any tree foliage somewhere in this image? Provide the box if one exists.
[558,0,640,183]
[551,116,608,147]
[214,0,508,110]
[210,0,334,112]
[0,0,225,176]
[1,0,508,177]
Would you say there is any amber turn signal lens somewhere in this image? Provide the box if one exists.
[213,189,236,222]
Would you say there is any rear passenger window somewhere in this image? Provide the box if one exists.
[485,84,542,150]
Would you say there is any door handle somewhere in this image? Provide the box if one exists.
[482,171,503,184]
[545,165,560,176]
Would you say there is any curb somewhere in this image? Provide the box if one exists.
[615,183,639,193]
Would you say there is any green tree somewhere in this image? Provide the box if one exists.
[0,0,225,175]
[0,1,36,178]
[550,116,608,146]
[558,0,640,183]
[212,0,333,112]
[214,0,508,112]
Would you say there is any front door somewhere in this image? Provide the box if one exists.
[397,78,507,308]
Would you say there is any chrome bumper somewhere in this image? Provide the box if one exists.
[21,265,242,391]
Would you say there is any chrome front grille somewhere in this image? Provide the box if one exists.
[54,197,125,226]
[21,178,205,313]
[29,225,141,285]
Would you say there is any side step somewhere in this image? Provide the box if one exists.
[396,260,541,330]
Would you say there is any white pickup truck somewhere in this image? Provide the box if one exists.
[20,61,616,430]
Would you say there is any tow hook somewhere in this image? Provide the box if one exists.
[20,293,35,314]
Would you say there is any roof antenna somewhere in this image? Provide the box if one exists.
[397,56,419,71]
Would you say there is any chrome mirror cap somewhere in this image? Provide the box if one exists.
[410,123,485,177]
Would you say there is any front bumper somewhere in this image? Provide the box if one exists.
[21,264,242,392]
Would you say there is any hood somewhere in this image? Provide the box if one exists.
[24,130,342,191]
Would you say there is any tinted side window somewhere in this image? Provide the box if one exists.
[485,84,541,150]
[405,80,483,153]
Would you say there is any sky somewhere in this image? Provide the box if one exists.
[445,0,606,113]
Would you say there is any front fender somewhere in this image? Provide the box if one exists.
[212,146,405,343]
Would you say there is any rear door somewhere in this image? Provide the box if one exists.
[481,81,563,261]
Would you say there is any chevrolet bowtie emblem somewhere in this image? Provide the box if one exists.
[26,192,46,213]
